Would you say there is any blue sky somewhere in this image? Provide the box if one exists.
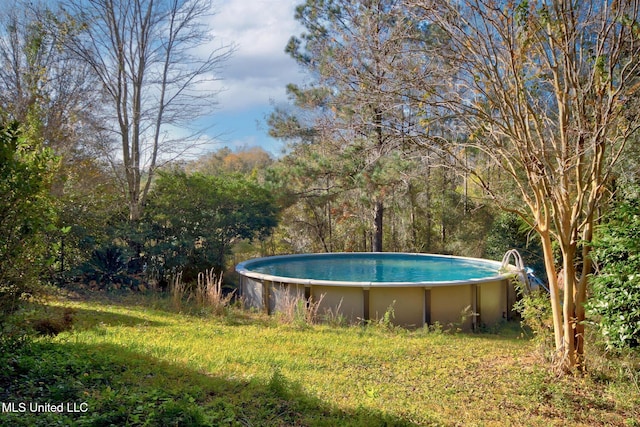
[202,0,307,156]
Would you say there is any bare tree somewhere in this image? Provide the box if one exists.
[62,0,233,221]
[416,0,640,371]
[0,2,98,161]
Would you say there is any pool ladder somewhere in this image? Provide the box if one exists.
[501,249,533,292]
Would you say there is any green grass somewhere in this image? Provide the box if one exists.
[1,292,639,426]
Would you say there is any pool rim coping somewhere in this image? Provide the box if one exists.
[235,252,512,288]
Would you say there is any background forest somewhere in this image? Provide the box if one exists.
[2,0,640,369]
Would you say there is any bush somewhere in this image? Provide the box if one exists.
[79,245,139,289]
[587,192,640,350]
[0,121,58,321]
[513,281,554,356]
[143,171,279,282]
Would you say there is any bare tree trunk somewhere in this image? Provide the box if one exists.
[575,223,594,369]
[373,200,384,252]
[561,245,577,371]
[327,177,333,252]
[409,182,418,251]
[425,160,432,251]
[539,226,564,356]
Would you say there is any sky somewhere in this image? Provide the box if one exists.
[202,0,308,156]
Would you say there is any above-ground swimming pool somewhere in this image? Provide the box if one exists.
[236,253,516,329]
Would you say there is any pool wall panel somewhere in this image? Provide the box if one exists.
[312,285,363,322]
[241,276,264,311]
[479,280,506,326]
[428,285,474,330]
[236,253,515,330]
[369,287,424,327]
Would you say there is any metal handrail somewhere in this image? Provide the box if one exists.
[501,249,532,292]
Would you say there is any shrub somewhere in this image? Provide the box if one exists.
[79,245,138,289]
[143,171,279,284]
[587,192,640,350]
[0,121,58,321]
[513,281,554,354]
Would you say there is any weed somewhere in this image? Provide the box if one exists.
[267,368,289,398]
[415,307,476,335]
[277,289,325,327]
[378,300,396,330]
[359,301,398,331]
[196,269,235,316]
[170,271,187,311]
[513,282,555,361]
[447,304,478,333]
[322,298,347,327]
[427,321,444,334]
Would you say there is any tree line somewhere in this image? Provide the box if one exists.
[0,1,271,302]
[1,0,640,373]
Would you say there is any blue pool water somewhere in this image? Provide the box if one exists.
[243,253,502,283]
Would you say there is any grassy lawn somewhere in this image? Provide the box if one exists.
[1,292,638,426]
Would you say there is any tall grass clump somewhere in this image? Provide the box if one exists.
[196,269,234,315]
[321,298,347,327]
[169,270,234,315]
[170,271,187,312]
[277,290,325,327]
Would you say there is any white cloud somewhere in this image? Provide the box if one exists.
[207,0,306,112]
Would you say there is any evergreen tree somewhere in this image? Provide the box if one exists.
[278,0,434,251]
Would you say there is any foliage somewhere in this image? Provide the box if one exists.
[144,170,279,282]
[0,3,125,286]
[513,284,555,355]
[0,339,217,426]
[0,2,97,157]
[0,121,58,320]
[79,245,138,289]
[56,158,124,279]
[421,0,640,372]
[187,146,274,176]
[267,138,494,256]
[277,0,434,251]
[587,191,640,350]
